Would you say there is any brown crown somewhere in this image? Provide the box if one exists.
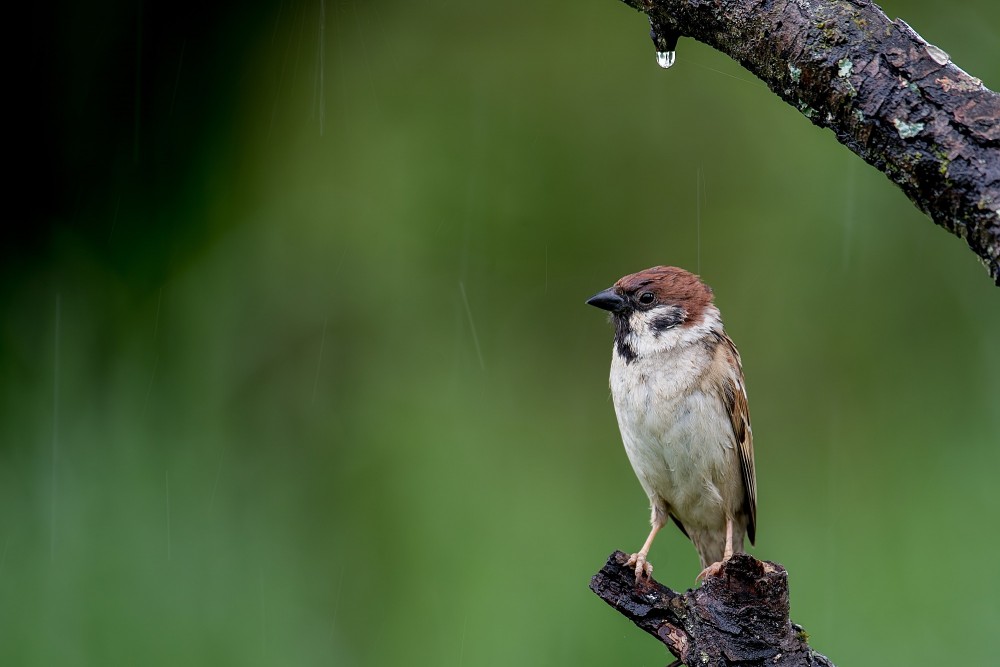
[615,266,714,324]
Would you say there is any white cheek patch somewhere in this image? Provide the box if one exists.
[628,306,682,336]
[626,305,722,357]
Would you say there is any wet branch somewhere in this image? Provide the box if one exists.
[590,551,835,666]
[619,0,1000,284]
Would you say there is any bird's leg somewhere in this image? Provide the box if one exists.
[697,515,734,582]
[723,513,734,560]
[626,520,662,580]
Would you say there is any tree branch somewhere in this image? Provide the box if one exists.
[620,0,1000,284]
[590,551,834,666]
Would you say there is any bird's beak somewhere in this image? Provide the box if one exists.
[586,288,626,313]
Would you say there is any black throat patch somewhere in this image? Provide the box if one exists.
[612,313,637,364]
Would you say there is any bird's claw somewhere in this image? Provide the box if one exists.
[696,560,724,582]
[625,552,653,580]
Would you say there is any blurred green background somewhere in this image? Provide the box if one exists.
[4,0,999,664]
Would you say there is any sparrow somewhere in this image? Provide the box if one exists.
[586,266,756,581]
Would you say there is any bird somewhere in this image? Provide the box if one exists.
[586,266,756,581]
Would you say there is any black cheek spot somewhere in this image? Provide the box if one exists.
[651,309,685,335]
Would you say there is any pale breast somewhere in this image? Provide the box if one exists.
[610,345,740,531]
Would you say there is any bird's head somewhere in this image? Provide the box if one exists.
[586,266,717,362]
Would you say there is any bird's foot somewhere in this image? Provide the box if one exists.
[625,552,653,580]
[696,559,725,582]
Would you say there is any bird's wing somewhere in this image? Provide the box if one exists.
[719,334,757,544]
[670,514,690,539]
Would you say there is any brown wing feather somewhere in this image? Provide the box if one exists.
[670,514,690,539]
[719,334,757,544]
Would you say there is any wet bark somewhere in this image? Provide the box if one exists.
[619,0,1000,284]
[590,551,835,666]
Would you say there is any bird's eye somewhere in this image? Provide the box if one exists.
[638,292,655,305]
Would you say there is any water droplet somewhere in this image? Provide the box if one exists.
[648,17,679,70]
[656,51,675,69]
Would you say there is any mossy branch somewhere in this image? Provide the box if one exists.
[619,0,1000,284]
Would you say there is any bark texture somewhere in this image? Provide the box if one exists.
[623,0,1000,284]
[590,551,834,666]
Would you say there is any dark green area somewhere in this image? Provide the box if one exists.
[4,0,999,664]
